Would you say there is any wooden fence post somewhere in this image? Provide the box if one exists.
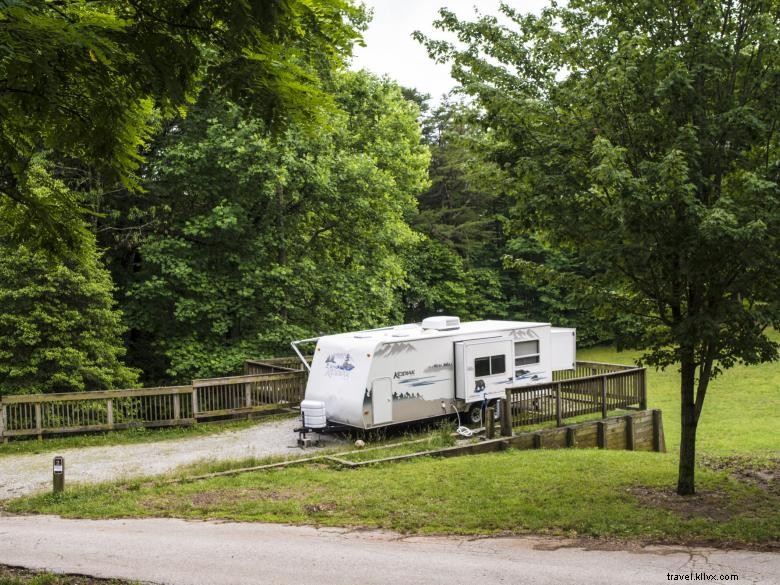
[625,414,635,451]
[35,402,42,440]
[639,368,648,410]
[172,394,181,422]
[245,382,252,409]
[485,407,495,439]
[0,401,6,443]
[500,393,512,437]
[555,382,562,427]
[600,376,608,419]
[652,409,666,452]
[191,386,199,419]
[597,420,607,449]
[107,399,114,429]
[566,426,576,448]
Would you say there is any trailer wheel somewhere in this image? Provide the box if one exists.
[465,403,483,426]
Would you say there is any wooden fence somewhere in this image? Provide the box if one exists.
[0,359,644,441]
[0,370,306,442]
[193,372,305,418]
[505,361,646,428]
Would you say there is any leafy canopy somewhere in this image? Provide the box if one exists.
[113,72,429,381]
[0,0,365,253]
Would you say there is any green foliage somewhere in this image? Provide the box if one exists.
[402,237,469,321]
[0,237,138,395]
[403,102,510,321]
[416,103,507,265]
[113,72,429,382]
[0,0,365,253]
[502,237,609,346]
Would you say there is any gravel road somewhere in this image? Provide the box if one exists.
[1,515,778,585]
[0,418,345,500]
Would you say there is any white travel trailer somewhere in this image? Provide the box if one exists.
[293,317,576,431]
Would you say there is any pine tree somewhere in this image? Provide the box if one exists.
[0,237,138,395]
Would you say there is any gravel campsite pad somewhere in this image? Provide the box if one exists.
[0,418,345,500]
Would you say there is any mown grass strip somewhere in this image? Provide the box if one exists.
[0,565,139,585]
[6,449,778,547]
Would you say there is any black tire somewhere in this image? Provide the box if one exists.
[465,403,483,426]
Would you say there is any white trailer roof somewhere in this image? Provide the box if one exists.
[319,319,550,347]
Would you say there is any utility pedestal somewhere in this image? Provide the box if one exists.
[53,456,64,493]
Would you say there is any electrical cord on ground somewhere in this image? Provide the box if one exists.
[450,402,474,437]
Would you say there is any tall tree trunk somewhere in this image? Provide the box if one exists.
[276,182,286,266]
[677,348,698,495]
[276,182,288,320]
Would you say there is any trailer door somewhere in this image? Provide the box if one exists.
[372,377,393,425]
[455,337,513,402]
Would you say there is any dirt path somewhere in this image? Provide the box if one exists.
[1,515,778,585]
[0,419,345,500]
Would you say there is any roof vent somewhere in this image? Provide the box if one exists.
[421,316,461,331]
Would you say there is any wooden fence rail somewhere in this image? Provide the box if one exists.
[193,372,305,418]
[506,365,646,428]
[0,371,307,442]
[244,357,310,375]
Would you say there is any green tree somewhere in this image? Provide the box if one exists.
[405,98,605,339]
[0,234,138,395]
[404,100,511,320]
[0,0,364,254]
[114,72,428,382]
[402,236,470,321]
[421,0,780,494]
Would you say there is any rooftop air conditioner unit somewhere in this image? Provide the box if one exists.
[421,316,461,330]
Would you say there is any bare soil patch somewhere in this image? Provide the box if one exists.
[303,502,337,513]
[627,456,780,526]
[628,486,734,521]
[188,487,300,507]
[700,455,780,495]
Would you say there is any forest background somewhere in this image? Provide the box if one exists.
[0,1,609,393]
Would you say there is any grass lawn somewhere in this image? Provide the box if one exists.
[5,449,778,546]
[578,335,780,457]
[4,333,778,547]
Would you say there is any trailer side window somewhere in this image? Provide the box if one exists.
[515,340,540,366]
[474,354,506,376]
[475,357,491,377]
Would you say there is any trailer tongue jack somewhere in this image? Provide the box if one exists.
[296,413,320,448]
